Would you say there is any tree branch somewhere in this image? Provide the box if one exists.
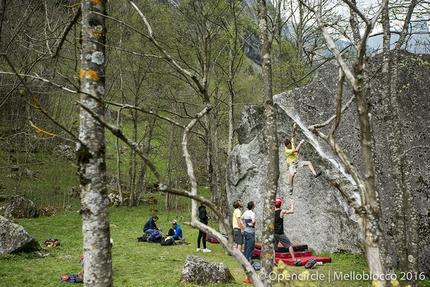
[53,6,82,58]
[104,101,204,138]
[126,0,210,103]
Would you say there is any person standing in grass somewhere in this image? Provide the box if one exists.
[285,123,322,195]
[274,197,302,266]
[241,201,256,284]
[196,202,211,252]
[232,200,245,251]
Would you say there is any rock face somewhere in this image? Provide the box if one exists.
[226,52,429,274]
[4,195,37,219]
[180,255,235,285]
[227,105,363,254]
[0,215,40,254]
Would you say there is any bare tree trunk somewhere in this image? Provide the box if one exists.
[258,1,278,285]
[377,2,395,272]
[315,1,389,285]
[225,0,244,153]
[165,122,175,209]
[127,111,138,207]
[135,162,146,205]
[115,109,123,205]
[115,30,126,206]
[213,95,224,228]
[78,0,112,286]
[136,118,155,205]
[355,88,387,286]
[206,113,216,211]
[227,35,235,153]
[380,2,419,284]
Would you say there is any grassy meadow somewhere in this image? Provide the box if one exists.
[0,193,429,287]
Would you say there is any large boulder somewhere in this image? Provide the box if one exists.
[227,105,363,254]
[0,215,40,254]
[4,195,37,219]
[226,52,429,273]
[180,255,235,285]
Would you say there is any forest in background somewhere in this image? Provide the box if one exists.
[0,0,318,209]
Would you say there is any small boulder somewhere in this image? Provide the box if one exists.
[4,195,37,219]
[180,255,235,286]
[0,215,40,254]
[53,144,75,160]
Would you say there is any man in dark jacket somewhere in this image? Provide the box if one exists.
[274,198,302,266]
[143,215,161,235]
[196,203,211,252]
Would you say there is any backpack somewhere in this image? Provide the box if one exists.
[147,230,162,243]
[60,274,82,283]
[252,261,261,270]
[44,238,60,246]
[160,236,175,246]
[305,258,316,269]
[137,235,149,242]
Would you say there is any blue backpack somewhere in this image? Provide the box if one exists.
[147,230,162,243]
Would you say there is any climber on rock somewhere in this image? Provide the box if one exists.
[285,123,321,195]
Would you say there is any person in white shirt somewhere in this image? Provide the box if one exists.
[241,201,256,261]
[241,201,256,284]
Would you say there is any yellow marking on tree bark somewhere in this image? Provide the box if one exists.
[84,70,99,81]
[272,145,278,151]
[80,69,85,79]
[91,30,102,38]
[91,0,102,6]
[265,253,271,259]
[269,223,274,230]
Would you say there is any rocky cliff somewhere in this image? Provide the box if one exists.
[226,52,430,274]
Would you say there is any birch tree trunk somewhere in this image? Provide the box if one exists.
[315,1,389,285]
[127,110,138,207]
[78,0,112,286]
[115,109,123,205]
[165,123,175,209]
[258,1,278,285]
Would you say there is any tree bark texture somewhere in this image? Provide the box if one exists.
[389,3,419,284]
[354,64,387,287]
[78,0,112,286]
[316,1,390,284]
[380,2,419,283]
[258,1,278,285]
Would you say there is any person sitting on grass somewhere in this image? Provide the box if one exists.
[143,215,161,235]
[170,220,183,241]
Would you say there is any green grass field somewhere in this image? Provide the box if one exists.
[0,194,428,287]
